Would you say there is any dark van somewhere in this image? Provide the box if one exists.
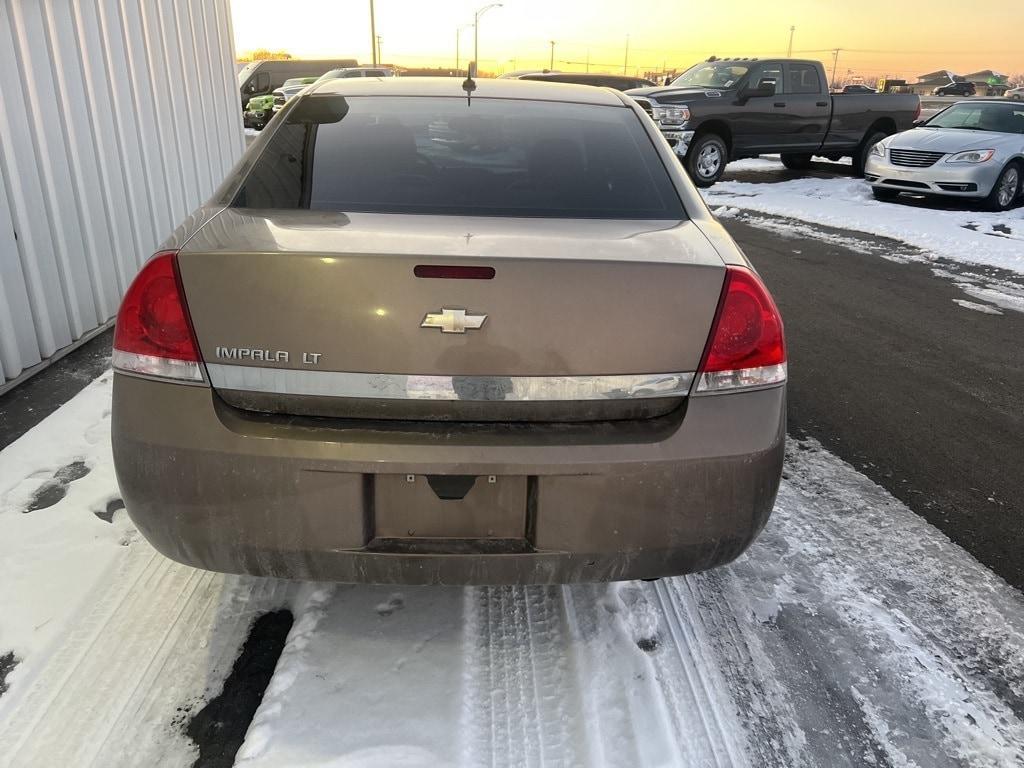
[238,59,358,108]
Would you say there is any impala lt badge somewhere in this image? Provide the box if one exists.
[421,308,487,334]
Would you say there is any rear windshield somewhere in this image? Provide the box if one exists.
[233,95,685,219]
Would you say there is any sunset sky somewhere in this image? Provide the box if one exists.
[231,0,1023,80]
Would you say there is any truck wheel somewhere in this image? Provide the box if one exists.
[984,162,1020,212]
[780,153,812,170]
[685,134,728,187]
[853,130,889,177]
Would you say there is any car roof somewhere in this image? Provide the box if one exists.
[308,76,626,106]
[523,72,645,82]
[954,98,1017,103]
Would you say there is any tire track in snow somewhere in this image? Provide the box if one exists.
[688,440,1024,768]
[0,545,294,768]
[460,586,584,767]
[647,578,752,767]
[561,584,693,767]
[682,570,810,768]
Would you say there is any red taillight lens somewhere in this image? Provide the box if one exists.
[112,251,203,381]
[697,266,786,393]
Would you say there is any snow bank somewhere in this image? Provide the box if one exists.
[0,373,130,665]
[707,164,1024,275]
[2,376,1023,766]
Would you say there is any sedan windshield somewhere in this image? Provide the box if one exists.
[670,61,749,89]
[926,102,1024,134]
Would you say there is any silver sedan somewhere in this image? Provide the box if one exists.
[865,99,1024,211]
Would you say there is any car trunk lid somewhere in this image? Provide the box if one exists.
[176,210,725,422]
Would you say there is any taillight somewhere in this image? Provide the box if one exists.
[696,265,786,393]
[914,100,922,122]
[112,250,203,382]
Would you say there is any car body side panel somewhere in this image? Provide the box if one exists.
[824,92,920,149]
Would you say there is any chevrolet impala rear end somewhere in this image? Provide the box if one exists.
[111,79,786,585]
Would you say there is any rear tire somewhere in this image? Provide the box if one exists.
[985,162,1021,212]
[780,153,813,170]
[853,129,889,177]
[685,133,728,187]
[871,187,900,202]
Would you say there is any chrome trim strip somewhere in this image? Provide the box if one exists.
[112,350,205,383]
[205,364,693,401]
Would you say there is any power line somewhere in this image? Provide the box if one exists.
[794,47,1020,56]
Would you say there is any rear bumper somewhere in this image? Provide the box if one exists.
[864,156,999,197]
[112,374,785,585]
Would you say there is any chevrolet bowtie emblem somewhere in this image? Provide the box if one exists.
[421,308,487,334]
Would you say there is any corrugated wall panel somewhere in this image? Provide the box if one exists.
[0,0,243,387]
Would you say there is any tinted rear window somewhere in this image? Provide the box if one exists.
[233,95,685,219]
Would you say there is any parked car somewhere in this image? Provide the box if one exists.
[313,67,395,84]
[932,81,976,97]
[517,72,656,91]
[1007,86,1023,101]
[271,77,319,113]
[626,58,920,186]
[242,94,275,130]
[865,99,1024,211]
[841,84,878,93]
[497,69,560,79]
[110,78,786,586]
[238,58,358,109]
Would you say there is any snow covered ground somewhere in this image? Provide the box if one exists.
[1,375,1023,767]
[706,156,1024,276]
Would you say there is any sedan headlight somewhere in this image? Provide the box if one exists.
[870,140,887,158]
[945,149,995,164]
[652,105,691,126]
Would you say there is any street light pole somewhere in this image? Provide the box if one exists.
[369,0,377,66]
[473,3,503,77]
[830,48,841,90]
[549,40,555,70]
[787,26,795,58]
[623,33,630,75]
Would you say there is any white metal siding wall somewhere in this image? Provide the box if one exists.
[0,0,244,386]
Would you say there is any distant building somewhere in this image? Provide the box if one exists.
[909,69,1009,96]
[909,70,961,95]
[963,71,1009,96]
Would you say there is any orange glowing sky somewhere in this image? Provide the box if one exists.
[231,0,1023,81]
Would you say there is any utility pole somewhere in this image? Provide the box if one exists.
[549,40,555,70]
[830,48,841,90]
[376,35,383,66]
[586,50,590,72]
[473,3,503,77]
[623,33,630,74]
[369,0,377,66]
[787,26,795,58]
